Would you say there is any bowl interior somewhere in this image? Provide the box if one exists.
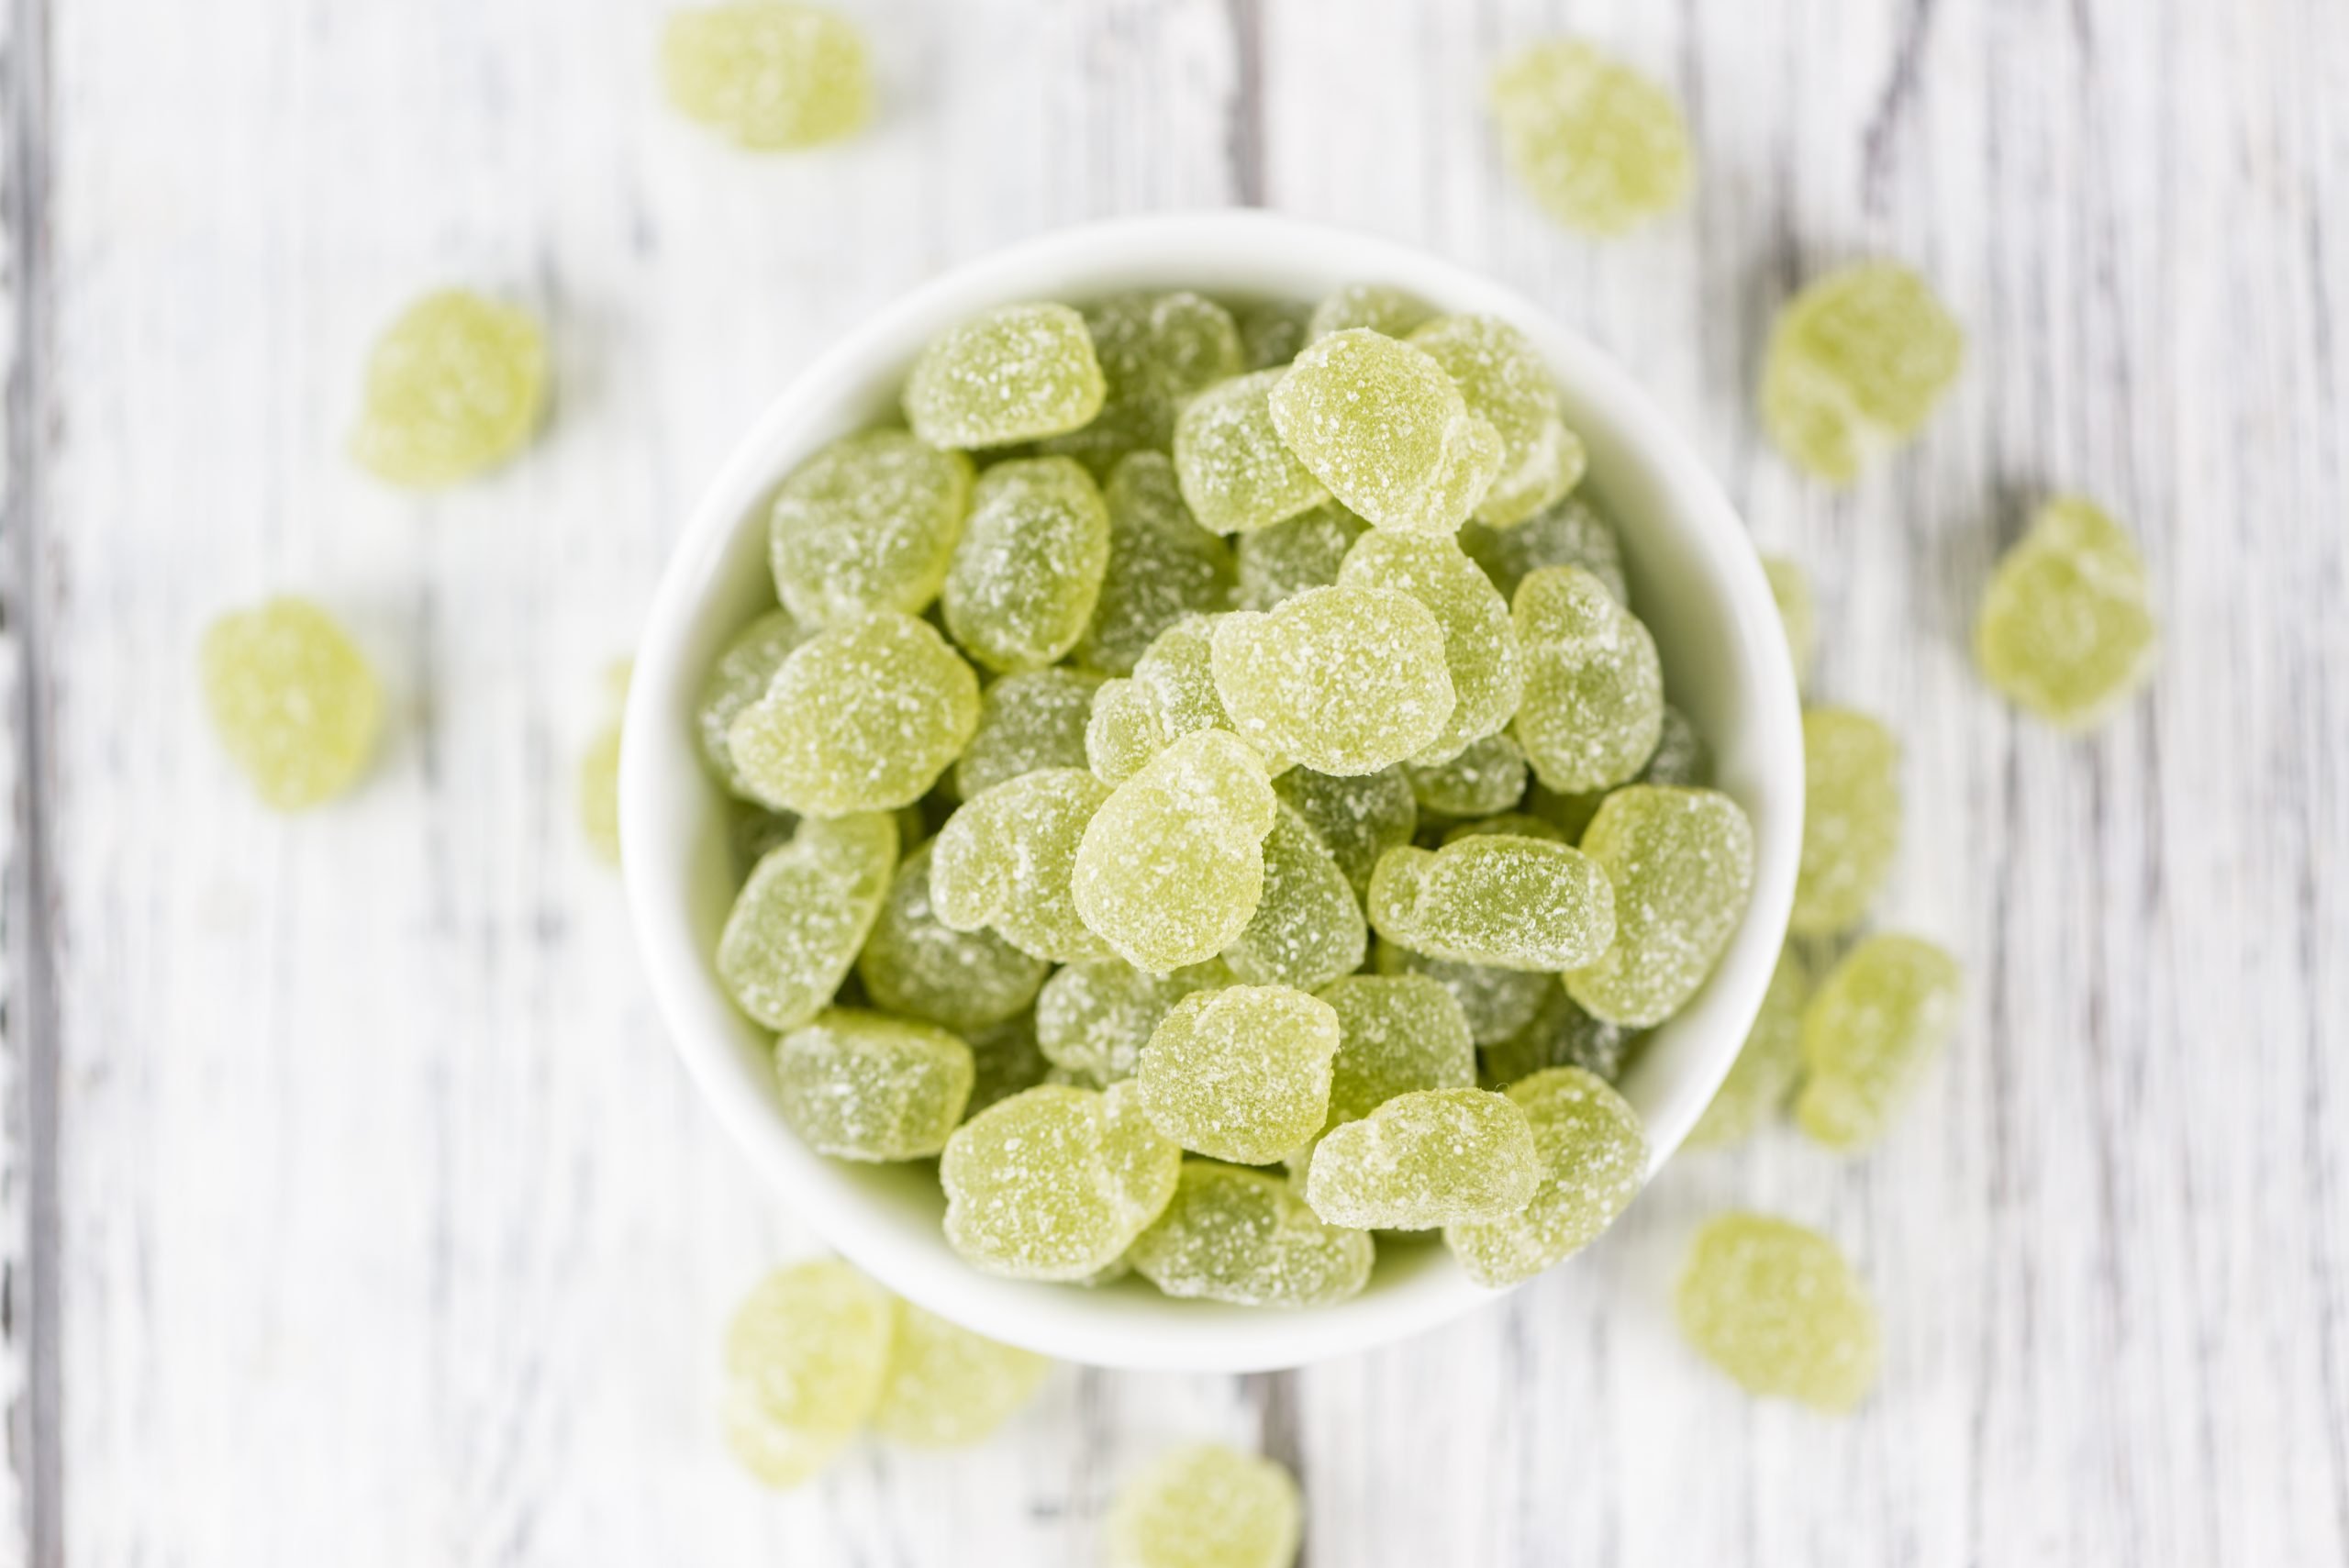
[621,212,1801,1373]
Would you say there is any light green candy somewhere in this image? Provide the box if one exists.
[1441,811,1566,847]
[1762,555,1817,694]
[768,430,973,625]
[1368,834,1615,973]
[1761,261,1964,484]
[870,1300,1052,1448]
[858,841,1050,1032]
[1137,984,1340,1164]
[1461,494,1627,604]
[1240,299,1315,370]
[904,302,1107,450]
[661,2,871,151]
[1040,291,1244,477]
[930,769,1117,963]
[578,717,623,866]
[1074,452,1238,675]
[1375,939,1551,1046]
[721,1260,892,1489]
[955,667,1104,799]
[199,597,384,811]
[1035,958,1230,1086]
[1974,496,2157,727]
[717,813,897,1030]
[1685,945,1812,1150]
[1528,701,1712,840]
[1482,984,1640,1086]
[1220,806,1367,993]
[1108,1444,1303,1568]
[1796,933,1962,1151]
[1306,282,1436,341]
[1490,39,1692,235]
[1340,531,1523,763]
[1085,615,1279,783]
[728,612,979,815]
[1235,501,1370,611]
[942,456,1111,673]
[1445,1067,1645,1287]
[1566,785,1754,1028]
[1675,1213,1880,1412]
[1304,1086,1541,1229]
[1173,368,1330,535]
[1270,328,1502,536]
[965,1009,1052,1117]
[1211,587,1456,775]
[1274,764,1418,897]
[774,1008,974,1161]
[1511,564,1664,794]
[1410,314,1584,527]
[1791,707,1901,936]
[727,797,798,875]
[1130,1162,1374,1307]
[1404,731,1530,819]
[1316,974,1477,1131]
[1072,729,1279,972]
[697,607,810,799]
[350,290,546,488]
[941,1081,1181,1281]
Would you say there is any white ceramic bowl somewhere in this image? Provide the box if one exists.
[622,211,1801,1373]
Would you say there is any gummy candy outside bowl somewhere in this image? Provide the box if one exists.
[622,210,1803,1373]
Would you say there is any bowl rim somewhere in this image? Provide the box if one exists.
[621,209,1802,1373]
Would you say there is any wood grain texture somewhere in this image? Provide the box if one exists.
[6,0,2345,1563]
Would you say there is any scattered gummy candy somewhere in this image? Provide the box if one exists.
[1566,785,1753,1028]
[1370,834,1615,973]
[1675,1213,1880,1412]
[1305,1085,1541,1229]
[722,1260,893,1489]
[1235,500,1371,611]
[717,812,897,1030]
[1072,729,1279,972]
[1761,260,1964,484]
[1489,39,1693,235]
[1796,933,1962,1151]
[941,1081,1180,1281]
[954,666,1104,799]
[1273,764,1419,897]
[351,289,547,488]
[1074,452,1238,675]
[1460,493,1628,605]
[768,430,973,626]
[904,302,1107,450]
[858,840,1050,1032]
[1511,563,1665,794]
[1173,368,1330,535]
[1339,530,1523,764]
[1973,496,2158,727]
[869,1300,1052,1448]
[1791,707,1902,936]
[1409,314,1585,527]
[1211,586,1456,775]
[1684,945,1811,1150]
[1445,1067,1645,1286]
[696,607,810,799]
[662,1,871,150]
[1305,282,1435,342]
[200,597,383,811]
[1137,984,1341,1165]
[1108,1443,1303,1568]
[1040,292,1245,477]
[1761,555,1817,694]
[1270,328,1502,536]
[1130,1161,1374,1307]
[941,456,1111,673]
[774,1008,974,1162]
[577,669,625,866]
[930,768,1117,963]
[1220,806,1367,993]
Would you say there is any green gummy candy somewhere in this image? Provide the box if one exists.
[1316,974,1476,1129]
[728,611,979,816]
[1220,806,1367,993]
[775,1007,974,1161]
[1762,261,1964,484]
[1340,531,1523,763]
[1762,555,1817,694]
[904,302,1107,450]
[1442,811,1567,847]
[1084,614,1278,784]
[727,798,798,876]
[1305,282,1436,341]
[1040,292,1244,477]
[1974,496,2157,727]
[768,430,973,626]
[1173,368,1330,535]
[1211,586,1456,775]
[1791,707,1902,936]
[1368,834,1615,973]
[1235,501,1370,611]
[1137,984,1340,1165]
[1035,958,1229,1086]
[1482,984,1640,1087]
[697,607,811,799]
[1489,39,1692,236]
[1274,764,1418,897]
[1240,299,1315,370]
[965,1009,1052,1116]
[1108,1444,1303,1568]
[1461,493,1627,605]
[1445,1067,1645,1287]
[1527,703,1710,840]
[941,1081,1180,1281]
[1305,1085,1540,1229]
[1410,314,1585,527]
[1130,1161,1374,1308]
[1404,731,1530,819]
[942,456,1111,673]
[930,769,1117,963]
[1675,1213,1880,1412]
[1074,452,1238,675]
[1511,564,1664,794]
[858,840,1050,1032]
[717,813,896,1029]
[722,1259,893,1489]
[870,1300,1052,1448]
[199,596,383,811]
[1270,328,1502,536]
[351,290,546,488]
[1796,933,1962,1151]
[1566,785,1754,1028]
[1685,945,1811,1150]
[1072,729,1279,972]
[662,1,871,150]
[955,667,1104,799]
[1375,938,1551,1046]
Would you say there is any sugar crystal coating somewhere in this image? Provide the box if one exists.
[965,1009,1052,1116]
[1235,501,1370,611]
[717,813,897,1029]
[940,1081,1181,1280]
[1040,292,1244,477]
[199,597,383,811]
[858,840,1050,1031]
[1137,985,1340,1164]
[1482,984,1640,1086]
[941,456,1111,673]
[1173,369,1330,535]
[1685,945,1811,1150]
[1489,39,1692,235]
[955,667,1104,799]
[1410,314,1585,527]
[1316,974,1477,1131]
[1074,452,1238,674]
[904,303,1106,450]
[728,612,978,815]
[1444,1067,1645,1286]
[1375,939,1550,1046]
[1791,707,1902,936]
[930,769,1117,962]
[1210,587,1455,775]
[1404,731,1530,819]
[697,607,811,799]
[1273,764,1419,897]
[1340,530,1523,762]
[1270,328,1502,536]
[1762,261,1964,484]
[1528,701,1712,840]
[1511,564,1664,793]
[1108,1444,1302,1568]
[722,1260,892,1489]
[1974,496,2158,727]
[1304,1085,1540,1229]
[1084,615,1286,784]
[1219,806,1367,993]
[1305,283,1436,342]
[1036,958,1230,1086]
[662,2,870,151]
[1762,555,1817,694]
[775,1008,974,1161]
[1130,1162,1374,1307]
[351,290,546,488]
[1676,1214,1880,1411]
[1442,811,1567,846]
[1072,729,1279,972]
[1368,834,1615,973]
[1566,785,1754,1028]
[768,430,973,626]
[1240,300,1315,370]
[870,1300,1052,1448]
[1461,494,1627,604]
[1796,933,1962,1151]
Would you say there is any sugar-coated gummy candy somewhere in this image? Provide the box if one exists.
[1041,292,1244,477]
[1761,261,1964,484]
[1270,328,1502,536]
[1973,496,2158,727]
[1791,707,1901,936]
[1482,985,1639,1087]
[1375,939,1551,1046]
[955,667,1103,799]
[1489,39,1692,236]
[351,290,547,488]
[1085,615,1285,784]
[1211,587,1455,775]
[768,430,973,626]
[869,1300,1052,1448]
[1675,1213,1880,1412]
[930,769,1117,963]
[941,457,1111,673]
[1511,564,1664,794]
[722,1260,892,1489]
[858,841,1050,1031]
[1173,368,1330,536]
[1368,834,1615,973]
[1306,282,1436,342]
[1274,765,1418,897]
[1685,945,1810,1150]
[727,798,798,875]
[1219,806,1366,993]
[1566,786,1754,1028]
[1240,300,1314,370]
[1445,1067,1644,1286]
[1762,555,1817,695]
[1461,494,1627,605]
[200,597,383,811]
[1404,731,1530,819]
[940,1081,1180,1280]
[697,608,810,798]
[1316,974,1476,1130]
[1108,1444,1302,1568]
[1305,1085,1540,1229]
[1529,702,1713,840]
[1340,531,1523,763]
[1137,985,1340,1165]
[728,612,979,816]
[904,302,1107,450]
[1235,501,1369,611]
[1796,933,1962,1151]
[1074,452,1238,675]
[1442,811,1566,846]
[1130,1162,1374,1308]
[774,1008,974,1161]
[717,813,896,1030]
[1072,729,1279,972]
[1409,315,1585,527]
[1035,959,1228,1086]
[965,1009,1052,1116]
[662,1,870,150]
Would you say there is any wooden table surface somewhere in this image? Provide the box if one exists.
[3,1,2343,1563]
